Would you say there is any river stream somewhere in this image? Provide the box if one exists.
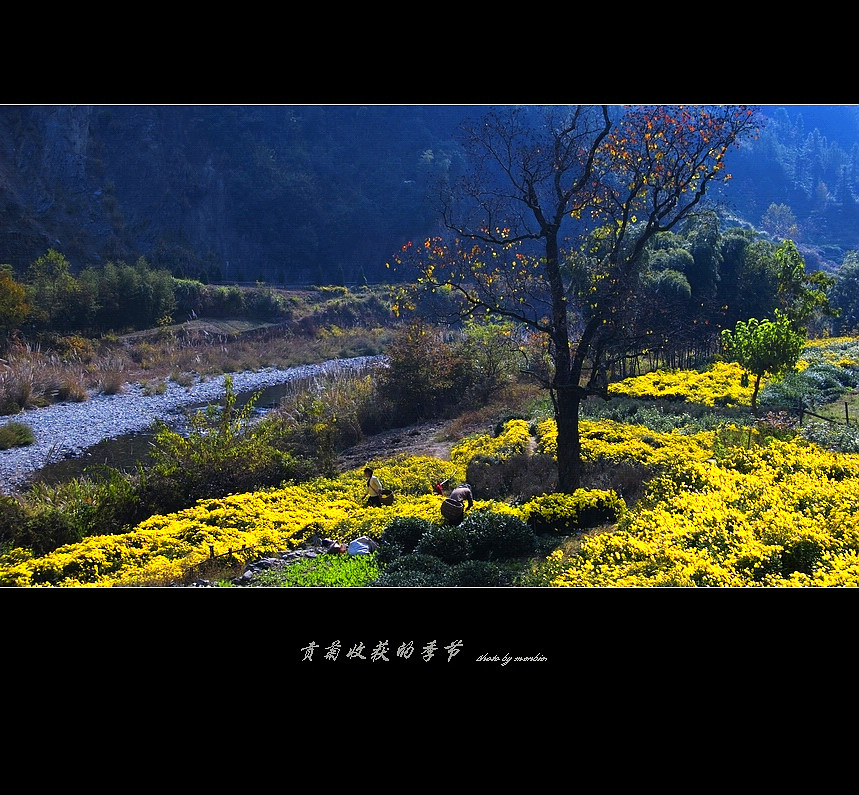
[0,356,385,493]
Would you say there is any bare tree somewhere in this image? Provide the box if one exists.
[393,104,760,491]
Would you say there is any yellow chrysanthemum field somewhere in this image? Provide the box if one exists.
[5,344,859,587]
[0,455,468,587]
[606,361,754,406]
[544,440,859,587]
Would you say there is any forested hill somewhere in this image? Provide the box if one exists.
[1,104,857,283]
[711,104,859,270]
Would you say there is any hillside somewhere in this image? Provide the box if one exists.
[0,105,474,283]
[3,104,859,285]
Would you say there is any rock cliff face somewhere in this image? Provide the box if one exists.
[0,106,93,263]
[0,105,469,283]
[0,106,237,276]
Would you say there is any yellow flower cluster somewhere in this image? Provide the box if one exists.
[549,439,859,586]
[0,455,467,587]
[450,418,532,467]
[335,454,467,499]
[801,336,859,370]
[521,489,625,535]
[804,336,859,351]
[607,361,754,406]
[536,417,714,469]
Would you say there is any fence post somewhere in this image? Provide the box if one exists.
[846,402,850,425]
[798,402,804,427]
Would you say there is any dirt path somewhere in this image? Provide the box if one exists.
[336,420,463,472]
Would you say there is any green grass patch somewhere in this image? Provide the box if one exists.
[812,389,859,425]
[247,552,382,587]
[0,421,34,450]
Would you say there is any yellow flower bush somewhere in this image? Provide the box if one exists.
[548,439,859,586]
[804,336,859,354]
[450,418,532,467]
[0,443,621,586]
[7,338,859,589]
[520,490,625,535]
[536,417,714,469]
[608,361,754,406]
[9,430,859,587]
[348,454,466,495]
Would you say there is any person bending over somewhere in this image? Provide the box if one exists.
[447,483,473,512]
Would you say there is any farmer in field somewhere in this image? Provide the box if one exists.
[440,482,473,524]
[364,467,383,507]
[448,483,473,510]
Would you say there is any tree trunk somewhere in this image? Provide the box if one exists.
[543,230,585,493]
[555,386,583,492]
[752,374,761,418]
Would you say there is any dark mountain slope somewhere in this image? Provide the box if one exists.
[2,104,857,283]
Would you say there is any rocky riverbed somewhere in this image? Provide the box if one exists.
[0,355,385,494]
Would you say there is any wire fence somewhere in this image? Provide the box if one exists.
[798,400,852,426]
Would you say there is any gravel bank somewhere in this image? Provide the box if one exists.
[0,356,384,494]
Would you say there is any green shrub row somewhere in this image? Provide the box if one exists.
[370,509,543,587]
[371,553,518,587]
[248,551,382,587]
